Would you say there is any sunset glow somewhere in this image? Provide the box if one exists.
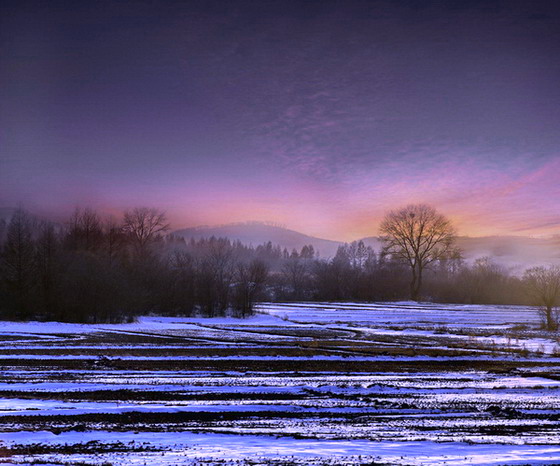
[2,1,559,241]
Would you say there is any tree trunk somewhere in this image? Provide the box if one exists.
[546,306,556,331]
[415,267,423,302]
[410,265,424,302]
[410,267,418,301]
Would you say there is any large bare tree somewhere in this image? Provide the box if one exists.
[524,266,560,330]
[379,204,458,301]
[122,207,170,256]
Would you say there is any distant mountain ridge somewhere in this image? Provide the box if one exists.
[174,222,342,258]
[174,222,560,268]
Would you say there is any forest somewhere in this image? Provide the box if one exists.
[0,207,557,326]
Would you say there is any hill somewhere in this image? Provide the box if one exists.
[175,222,560,268]
[174,222,342,258]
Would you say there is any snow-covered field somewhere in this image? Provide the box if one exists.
[0,302,558,465]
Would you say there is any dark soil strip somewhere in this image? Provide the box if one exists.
[0,359,557,372]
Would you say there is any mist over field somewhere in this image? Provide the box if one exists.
[174,221,560,268]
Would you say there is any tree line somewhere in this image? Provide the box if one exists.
[0,205,559,329]
[0,207,270,323]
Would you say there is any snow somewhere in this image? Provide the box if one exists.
[0,313,295,335]
[0,302,559,465]
[257,301,544,326]
[258,302,560,354]
[1,431,560,465]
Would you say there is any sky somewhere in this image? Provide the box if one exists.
[1,0,559,241]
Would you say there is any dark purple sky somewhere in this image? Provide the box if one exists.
[1,0,559,240]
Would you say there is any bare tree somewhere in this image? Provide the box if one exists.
[380,204,458,301]
[168,250,196,315]
[347,240,369,269]
[35,221,60,317]
[66,207,103,251]
[282,255,308,300]
[462,257,508,304]
[122,207,170,256]
[207,238,236,314]
[235,259,269,317]
[1,209,36,318]
[524,266,560,331]
[104,217,126,266]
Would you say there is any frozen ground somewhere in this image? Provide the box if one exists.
[0,302,558,465]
